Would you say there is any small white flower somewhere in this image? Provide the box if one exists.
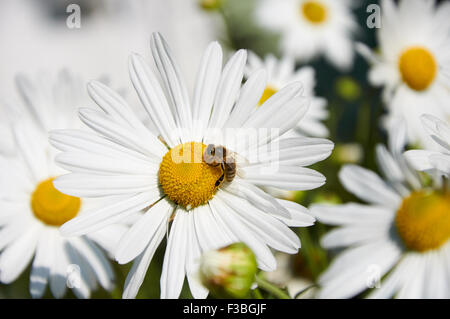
[256,0,358,70]
[246,52,329,138]
[50,33,333,299]
[357,0,450,147]
[0,71,127,299]
[405,114,450,177]
[311,121,450,299]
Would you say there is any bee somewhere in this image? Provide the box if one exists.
[203,144,237,187]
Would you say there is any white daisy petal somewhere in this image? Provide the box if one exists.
[49,129,155,162]
[376,144,405,182]
[129,53,180,147]
[185,212,209,299]
[424,251,448,298]
[14,74,49,129]
[29,229,52,298]
[218,191,300,253]
[225,69,267,128]
[116,198,173,264]
[249,137,334,167]
[122,219,167,299]
[64,240,93,299]
[55,151,157,176]
[276,199,316,227]
[193,205,233,253]
[422,110,450,151]
[242,83,306,131]
[429,153,450,175]
[395,254,426,299]
[0,218,29,251]
[339,165,401,208]
[87,224,129,257]
[191,42,223,142]
[12,122,48,183]
[242,166,325,191]
[150,33,193,135]
[68,237,115,292]
[0,223,39,284]
[160,208,189,299]
[78,108,163,162]
[404,149,439,172]
[86,81,168,157]
[321,223,392,249]
[318,240,402,299]
[223,179,290,218]
[54,173,158,198]
[310,203,393,226]
[207,50,247,130]
[49,232,70,299]
[368,254,412,299]
[209,197,277,272]
[60,192,158,236]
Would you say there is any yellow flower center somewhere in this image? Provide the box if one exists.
[258,85,278,106]
[31,178,81,226]
[301,1,328,24]
[159,142,224,209]
[398,47,437,91]
[395,191,450,252]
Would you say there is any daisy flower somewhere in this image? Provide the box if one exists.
[50,32,333,299]
[311,120,450,298]
[246,52,329,138]
[0,71,127,299]
[357,0,450,146]
[256,0,358,70]
[405,114,450,177]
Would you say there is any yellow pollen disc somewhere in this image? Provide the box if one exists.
[398,47,437,91]
[31,178,81,226]
[159,142,223,209]
[258,85,278,106]
[395,191,450,252]
[301,1,328,24]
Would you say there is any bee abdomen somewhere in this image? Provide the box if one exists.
[224,162,236,182]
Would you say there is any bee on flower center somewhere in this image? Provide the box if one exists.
[203,144,237,187]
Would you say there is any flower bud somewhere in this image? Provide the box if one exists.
[199,243,257,298]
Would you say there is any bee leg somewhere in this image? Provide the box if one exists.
[215,174,225,187]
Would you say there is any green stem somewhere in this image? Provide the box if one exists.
[255,274,290,299]
[252,288,264,299]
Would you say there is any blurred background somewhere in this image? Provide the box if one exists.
[0,0,416,298]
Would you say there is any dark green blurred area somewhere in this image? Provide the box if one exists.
[1,0,389,299]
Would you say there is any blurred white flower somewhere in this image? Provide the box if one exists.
[0,0,221,95]
[357,0,450,147]
[405,114,450,177]
[256,0,358,70]
[49,33,332,299]
[311,120,450,298]
[246,52,329,138]
[0,71,127,299]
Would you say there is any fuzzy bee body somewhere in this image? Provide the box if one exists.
[203,144,237,186]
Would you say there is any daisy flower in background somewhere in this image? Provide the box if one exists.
[405,114,450,177]
[256,0,358,70]
[311,120,450,299]
[357,0,450,147]
[246,52,329,138]
[0,71,127,298]
[50,32,334,299]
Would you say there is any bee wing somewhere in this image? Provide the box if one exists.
[231,152,249,165]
